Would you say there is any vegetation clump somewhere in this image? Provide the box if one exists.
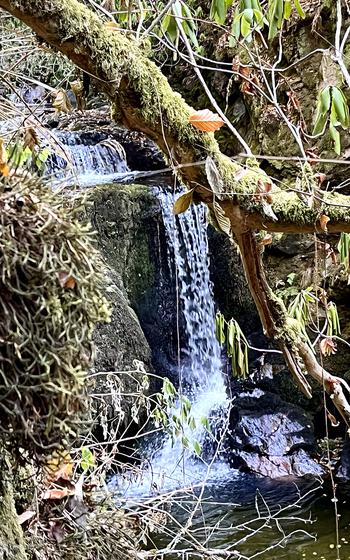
[0,170,110,459]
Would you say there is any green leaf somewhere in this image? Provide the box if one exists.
[241,12,252,38]
[173,189,194,215]
[200,416,211,431]
[293,0,305,18]
[332,87,350,129]
[81,447,94,472]
[283,0,292,19]
[37,147,50,163]
[216,0,227,23]
[312,87,331,135]
[193,440,202,456]
[329,123,341,155]
[215,312,226,345]
[167,15,179,44]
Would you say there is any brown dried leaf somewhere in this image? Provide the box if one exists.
[0,138,9,176]
[173,189,194,215]
[0,163,10,177]
[43,487,69,501]
[319,337,337,356]
[189,109,225,132]
[327,410,340,427]
[52,89,72,114]
[58,272,76,289]
[49,461,73,483]
[18,510,36,525]
[319,214,330,232]
[287,91,300,111]
[213,201,231,236]
[314,173,327,186]
[23,127,39,152]
[255,179,273,204]
[258,234,273,246]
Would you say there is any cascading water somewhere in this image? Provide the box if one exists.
[48,132,232,491]
[116,190,231,496]
[46,131,129,186]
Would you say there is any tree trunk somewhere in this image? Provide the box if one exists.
[0,478,27,560]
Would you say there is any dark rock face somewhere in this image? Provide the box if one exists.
[337,438,350,482]
[91,272,153,436]
[87,185,166,437]
[227,389,324,478]
[90,184,180,378]
[208,227,259,333]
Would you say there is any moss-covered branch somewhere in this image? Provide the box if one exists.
[1,0,350,233]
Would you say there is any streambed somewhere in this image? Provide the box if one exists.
[114,472,350,560]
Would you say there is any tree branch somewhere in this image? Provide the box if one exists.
[1,0,350,233]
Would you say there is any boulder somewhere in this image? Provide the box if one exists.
[227,389,324,478]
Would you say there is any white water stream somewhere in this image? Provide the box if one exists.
[48,136,231,494]
[116,193,231,496]
[47,131,129,186]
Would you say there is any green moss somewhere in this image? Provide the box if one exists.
[0,479,27,560]
[88,183,156,308]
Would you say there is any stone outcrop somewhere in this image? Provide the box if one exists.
[228,389,324,478]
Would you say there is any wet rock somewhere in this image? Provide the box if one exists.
[268,233,314,257]
[336,437,350,482]
[86,184,168,439]
[208,227,259,333]
[228,389,324,478]
[90,271,153,438]
[89,184,180,371]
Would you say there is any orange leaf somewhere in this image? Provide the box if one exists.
[255,179,273,204]
[258,234,273,246]
[43,487,69,501]
[58,272,76,289]
[0,138,9,176]
[0,163,10,177]
[189,109,225,132]
[47,460,73,483]
[319,214,330,232]
[327,410,340,427]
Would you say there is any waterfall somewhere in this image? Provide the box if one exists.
[118,191,231,496]
[46,131,129,186]
[46,131,231,492]
[158,190,226,395]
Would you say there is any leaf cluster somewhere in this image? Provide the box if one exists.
[216,312,249,378]
[209,0,304,44]
[313,86,350,155]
